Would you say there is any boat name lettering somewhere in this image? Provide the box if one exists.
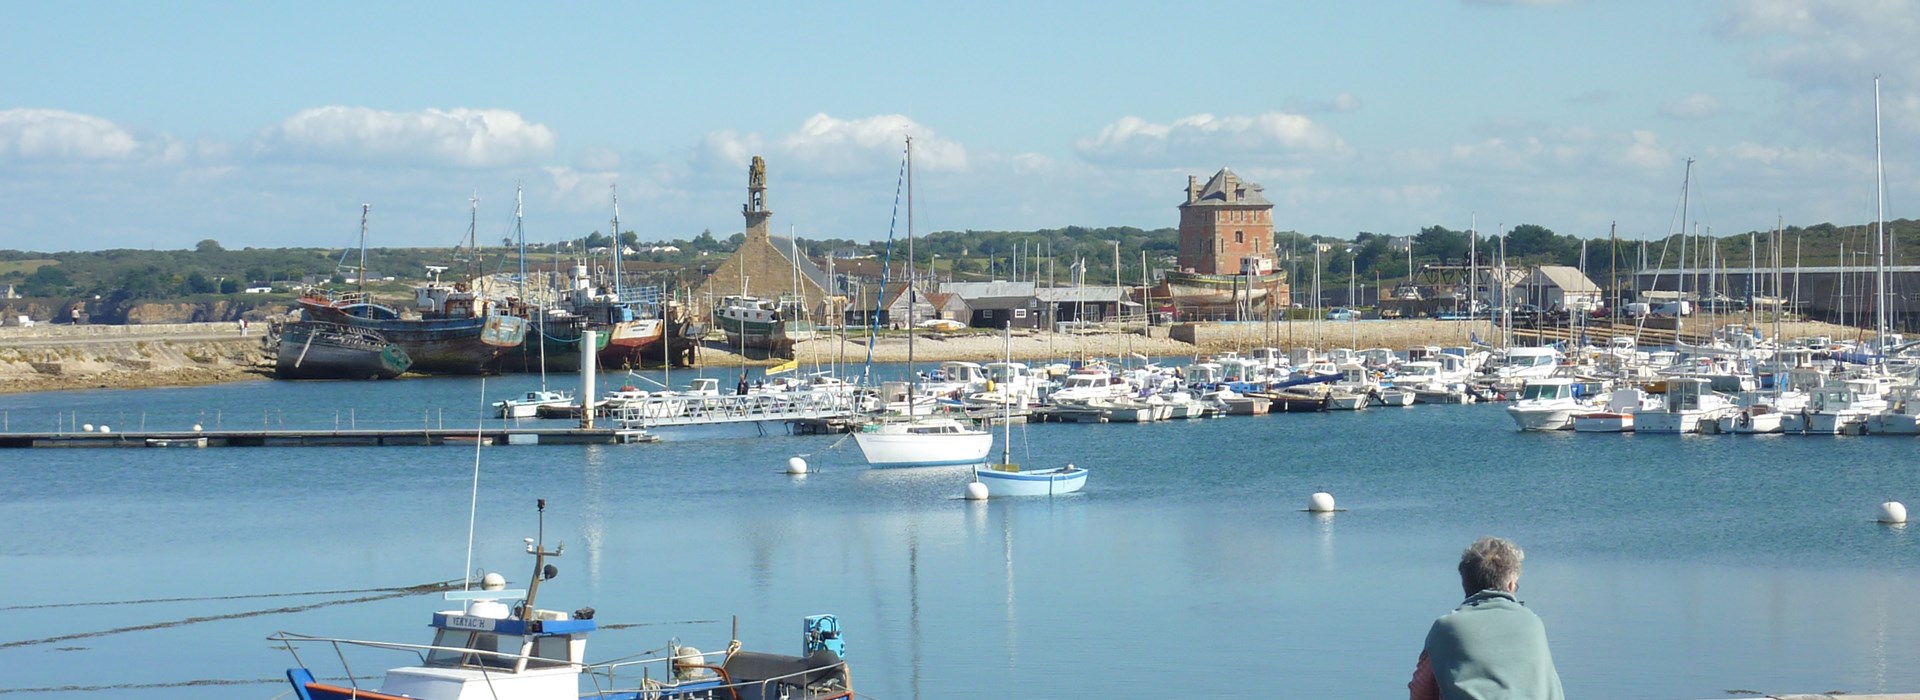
[444,615,496,631]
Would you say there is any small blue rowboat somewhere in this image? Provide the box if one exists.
[973,464,1088,497]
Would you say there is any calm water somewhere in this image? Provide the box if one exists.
[2,370,1918,699]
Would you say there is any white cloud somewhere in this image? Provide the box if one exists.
[262,107,556,168]
[1283,93,1365,114]
[1660,93,1723,119]
[0,109,140,160]
[575,146,621,172]
[1075,112,1348,167]
[699,114,967,179]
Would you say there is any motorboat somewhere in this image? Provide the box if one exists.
[1634,377,1738,434]
[1783,378,1889,435]
[274,501,851,700]
[1571,388,1660,433]
[1505,377,1589,431]
[494,389,575,419]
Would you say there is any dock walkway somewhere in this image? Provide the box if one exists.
[0,426,653,448]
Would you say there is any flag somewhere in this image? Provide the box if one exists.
[766,359,799,375]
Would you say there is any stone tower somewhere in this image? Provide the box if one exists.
[744,155,770,242]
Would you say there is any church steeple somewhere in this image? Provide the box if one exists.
[743,155,771,242]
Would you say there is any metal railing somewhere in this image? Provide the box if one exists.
[612,390,860,429]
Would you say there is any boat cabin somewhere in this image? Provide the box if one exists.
[1664,378,1712,412]
[1517,378,1576,402]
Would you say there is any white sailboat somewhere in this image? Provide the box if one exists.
[974,323,1088,496]
[854,136,993,467]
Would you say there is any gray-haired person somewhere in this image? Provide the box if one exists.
[1409,537,1564,700]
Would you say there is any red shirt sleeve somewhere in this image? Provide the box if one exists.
[1409,650,1440,700]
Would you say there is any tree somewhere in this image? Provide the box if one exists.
[184,271,217,294]
[619,231,639,248]
[692,229,721,252]
[1415,225,1471,264]
[19,265,71,296]
[195,239,224,253]
[218,278,241,294]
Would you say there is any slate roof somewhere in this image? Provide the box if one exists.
[938,281,1036,300]
[1184,168,1272,207]
[769,235,834,293]
[1035,285,1129,303]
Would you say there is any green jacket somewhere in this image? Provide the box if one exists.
[1424,589,1565,700]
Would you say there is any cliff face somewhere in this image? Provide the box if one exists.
[0,298,292,325]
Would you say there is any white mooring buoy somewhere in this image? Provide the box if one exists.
[965,481,990,501]
[192,423,204,432]
[786,457,808,475]
[1308,491,1337,513]
[98,425,110,434]
[82,423,95,432]
[1879,501,1907,524]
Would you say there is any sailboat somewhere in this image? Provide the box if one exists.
[973,323,1088,496]
[853,136,993,468]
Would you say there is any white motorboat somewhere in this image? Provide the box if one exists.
[1783,378,1889,435]
[1865,384,1920,434]
[1634,378,1738,434]
[1571,388,1659,433]
[1505,377,1588,431]
[493,389,574,419]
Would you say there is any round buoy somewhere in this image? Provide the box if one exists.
[965,481,990,501]
[192,423,204,432]
[1308,491,1337,513]
[1879,501,1908,524]
[671,646,707,679]
[786,456,808,475]
[82,423,95,432]
[98,425,110,434]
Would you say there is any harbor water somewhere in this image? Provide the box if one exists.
[2,370,1918,698]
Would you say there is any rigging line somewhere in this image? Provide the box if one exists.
[0,676,361,694]
[0,579,463,612]
[0,581,459,650]
[868,148,909,379]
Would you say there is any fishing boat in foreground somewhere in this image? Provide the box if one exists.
[274,501,851,700]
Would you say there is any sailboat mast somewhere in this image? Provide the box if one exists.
[357,203,369,297]
[1874,75,1891,346]
[610,185,623,303]
[516,184,527,302]
[906,136,917,416]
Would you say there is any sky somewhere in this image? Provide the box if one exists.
[5,0,1920,252]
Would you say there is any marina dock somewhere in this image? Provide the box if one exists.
[0,426,656,448]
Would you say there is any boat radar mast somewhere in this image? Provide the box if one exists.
[519,498,565,620]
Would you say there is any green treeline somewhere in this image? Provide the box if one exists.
[4,219,1915,302]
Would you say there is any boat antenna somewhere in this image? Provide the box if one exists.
[463,377,486,591]
[522,498,563,619]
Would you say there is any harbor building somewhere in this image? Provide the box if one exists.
[1155,168,1290,317]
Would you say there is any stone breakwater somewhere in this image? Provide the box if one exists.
[0,322,268,394]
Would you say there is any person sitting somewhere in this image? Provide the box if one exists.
[1409,536,1563,700]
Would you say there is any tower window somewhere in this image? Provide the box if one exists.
[1235,231,1244,244]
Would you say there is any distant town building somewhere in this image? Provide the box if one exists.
[693,157,835,320]
[1177,168,1275,276]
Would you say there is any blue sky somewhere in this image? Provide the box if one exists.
[4,0,1918,251]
